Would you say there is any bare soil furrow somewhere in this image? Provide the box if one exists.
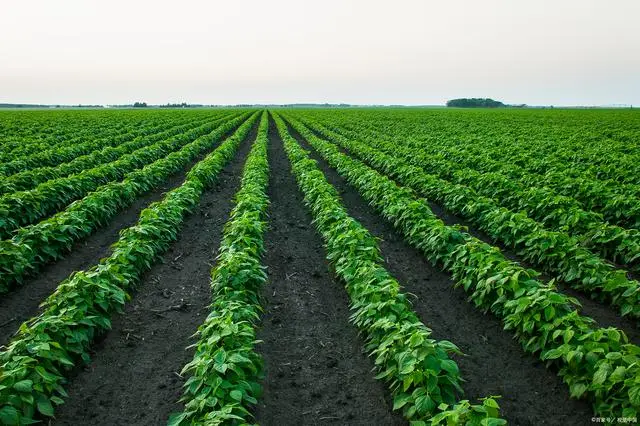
[0,120,246,346]
[51,121,260,426]
[302,122,640,344]
[253,118,405,426]
[286,122,594,425]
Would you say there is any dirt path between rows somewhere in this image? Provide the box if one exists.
[285,121,594,426]
[0,119,246,347]
[52,121,260,426]
[299,122,640,344]
[253,117,405,426]
[429,200,640,345]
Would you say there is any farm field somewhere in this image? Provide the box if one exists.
[0,107,640,425]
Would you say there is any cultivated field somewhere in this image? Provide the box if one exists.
[0,107,639,425]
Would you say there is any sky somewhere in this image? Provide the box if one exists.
[1,0,639,106]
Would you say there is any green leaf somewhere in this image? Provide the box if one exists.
[610,366,627,382]
[566,350,582,364]
[608,329,621,342]
[484,398,500,409]
[629,386,640,405]
[544,306,555,321]
[37,398,55,417]
[415,395,435,415]
[570,382,588,398]
[543,348,564,360]
[439,359,459,375]
[13,380,33,393]
[230,390,243,402]
[167,412,188,426]
[481,419,507,426]
[563,329,574,344]
[0,406,20,425]
[403,376,413,392]
[593,364,610,385]
[393,393,412,411]
[606,352,622,360]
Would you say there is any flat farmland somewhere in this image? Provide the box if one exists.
[1,107,640,425]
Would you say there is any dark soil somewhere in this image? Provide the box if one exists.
[285,121,595,425]
[52,122,260,426]
[303,122,640,344]
[429,203,640,344]
[0,120,245,347]
[253,118,405,426]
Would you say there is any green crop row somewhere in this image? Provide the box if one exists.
[458,148,640,231]
[450,170,640,270]
[0,112,253,294]
[0,115,134,165]
[280,114,640,418]
[0,110,111,142]
[0,112,208,177]
[305,115,640,271]
[288,115,640,319]
[274,113,505,425]
[0,114,226,195]
[325,112,640,232]
[516,169,640,231]
[169,112,270,426]
[430,124,640,205]
[454,140,640,229]
[328,108,640,191]
[0,113,246,240]
[0,113,258,425]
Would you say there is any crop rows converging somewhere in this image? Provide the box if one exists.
[0,107,639,425]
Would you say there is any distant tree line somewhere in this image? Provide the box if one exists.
[163,103,205,108]
[446,98,506,108]
[160,102,188,108]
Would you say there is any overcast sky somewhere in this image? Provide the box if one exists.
[1,0,638,106]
